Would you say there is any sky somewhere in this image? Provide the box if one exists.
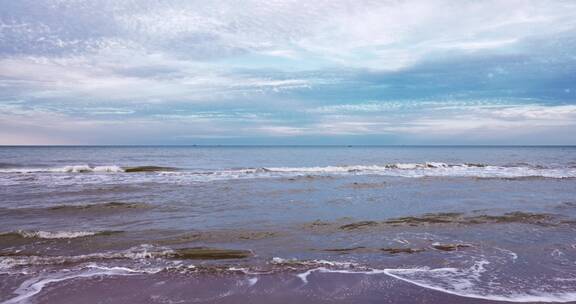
[1,0,576,145]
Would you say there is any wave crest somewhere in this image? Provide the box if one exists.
[1,162,575,181]
[0,230,120,240]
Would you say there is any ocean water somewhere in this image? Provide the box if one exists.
[1,146,576,304]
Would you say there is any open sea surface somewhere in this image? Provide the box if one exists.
[1,146,576,303]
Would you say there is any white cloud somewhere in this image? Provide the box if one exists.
[108,0,574,70]
[256,126,307,136]
[486,105,576,120]
[307,99,527,114]
[1,99,575,144]
[0,54,312,102]
[7,0,574,69]
[2,0,576,144]
[301,103,576,139]
[2,0,576,102]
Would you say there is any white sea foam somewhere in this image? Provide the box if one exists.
[0,265,155,304]
[4,250,576,303]
[296,267,387,284]
[158,163,576,182]
[0,165,124,173]
[297,268,319,283]
[247,277,259,286]
[1,163,575,187]
[494,247,519,262]
[382,263,576,303]
[289,262,576,303]
[260,163,576,178]
[0,245,173,269]
[15,230,100,239]
[271,257,357,268]
[283,248,576,304]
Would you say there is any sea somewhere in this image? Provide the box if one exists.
[1,146,576,304]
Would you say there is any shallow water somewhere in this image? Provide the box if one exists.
[1,146,576,303]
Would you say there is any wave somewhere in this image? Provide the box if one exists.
[0,203,151,219]
[292,264,576,303]
[304,212,565,233]
[0,165,124,173]
[0,230,121,240]
[0,245,252,270]
[48,201,150,211]
[123,166,178,172]
[3,249,576,304]
[254,163,576,179]
[0,165,176,174]
[1,265,156,304]
[270,255,576,303]
[1,163,575,181]
[383,262,576,303]
[281,255,576,303]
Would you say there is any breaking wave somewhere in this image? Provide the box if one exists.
[0,165,124,173]
[0,245,251,269]
[0,265,156,304]
[3,248,576,303]
[383,262,576,303]
[0,230,120,240]
[255,163,576,179]
[0,165,178,174]
[1,163,575,186]
[287,262,576,303]
[283,252,576,303]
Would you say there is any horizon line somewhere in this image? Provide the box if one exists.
[1,144,575,148]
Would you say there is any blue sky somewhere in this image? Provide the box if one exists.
[1,0,576,145]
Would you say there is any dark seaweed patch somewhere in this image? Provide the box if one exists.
[0,246,252,267]
[170,247,252,260]
[123,166,178,173]
[383,213,463,226]
[339,221,379,230]
[465,163,487,167]
[156,230,279,245]
[308,211,564,233]
[383,212,555,226]
[432,243,472,251]
[467,212,553,225]
[323,246,368,253]
[380,247,424,254]
[323,246,424,254]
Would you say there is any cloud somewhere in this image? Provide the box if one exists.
[304,104,576,139]
[306,98,526,114]
[487,105,576,120]
[2,97,574,144]
[0,54,313,102]
[1,0,576,144]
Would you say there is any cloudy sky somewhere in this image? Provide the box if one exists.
[1,0,576,145]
